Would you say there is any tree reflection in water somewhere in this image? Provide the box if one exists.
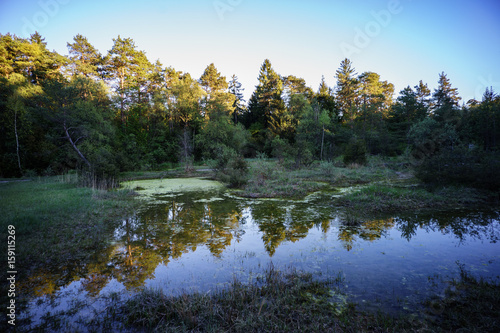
[20,185,500,300]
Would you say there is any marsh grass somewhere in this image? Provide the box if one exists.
[238,159,324,198]
[119,165,213,182]
[118,264,500,333]
[0,176,139,308]
[343,208,365,226]
[423,263,500,332]
[338,184,492,213]
[237,157,402,198]
[122,265,362,332]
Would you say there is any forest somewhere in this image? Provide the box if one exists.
[1,32,499,190]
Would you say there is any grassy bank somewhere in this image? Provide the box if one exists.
[0,175,139,307]
[119,165,213,181]
[231,157,498,213]
[123,265,357,332]
[120,266,500,333]
[337,184,494,214]
[234,156,401,198]
[32,265,498,332]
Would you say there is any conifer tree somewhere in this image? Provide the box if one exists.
[199,63,233,119]
[415,80,431,111]
[105,36,152,123]
[66,34,103,78]
[315,75,337,120]
[334,58,359,123]
[229,74,245,124]
[432,72,461,123]
[247,59,285,128]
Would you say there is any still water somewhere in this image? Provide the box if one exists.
[22,178,500,323]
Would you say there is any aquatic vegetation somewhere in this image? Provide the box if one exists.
[123,265,354,332]
[122,178,224,199]
[235,157,400,198]
[337,184,492,213]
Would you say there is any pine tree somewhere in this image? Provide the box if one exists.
[335,58,359,123]
[358,71,394,115]
[415,80,431,110]
[229,74,245,124]
[199,63,233,120]
[247,59,285,130]
[315,75,337,120]
[66,34,103,78]
[432,72,461,123]
[282,75,314,105]
[105,36,152,123]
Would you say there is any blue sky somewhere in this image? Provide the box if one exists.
[1,0,499,103]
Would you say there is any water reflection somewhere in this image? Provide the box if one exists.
[20,182,500,303]
[397,212,499,244]
[339,218,395,251]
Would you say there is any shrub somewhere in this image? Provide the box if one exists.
[414,146,500,191]
[222,156,249,188]
[208,144,249,188]
[343,137,367,165]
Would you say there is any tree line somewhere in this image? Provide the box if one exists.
[1,32,498,189]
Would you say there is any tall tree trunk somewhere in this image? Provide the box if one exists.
[181,127,193,172]
[320,125,325,161]
[14,109,21,174]
[120,69,125,124]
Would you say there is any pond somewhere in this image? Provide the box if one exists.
[21,178,500,325]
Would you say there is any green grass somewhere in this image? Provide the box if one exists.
[0,176,139,300]
[234,157,400,198]
[55,264,496,333]
[239,161,325,198]
[298,157,400,186]
[122,265,352,332]
[337,184,492,213]
[119,165,213,182]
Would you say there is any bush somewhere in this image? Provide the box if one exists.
[414,146,500,191]
[271,135,293,163]
[207,144,249,188]
[220,156,249,188]
[343,137,367,165]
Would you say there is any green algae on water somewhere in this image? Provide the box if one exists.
[123,178,224,199]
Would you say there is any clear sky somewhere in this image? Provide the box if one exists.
[1,0,499,103]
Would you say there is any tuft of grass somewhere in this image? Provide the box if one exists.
[237,157,401,199]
